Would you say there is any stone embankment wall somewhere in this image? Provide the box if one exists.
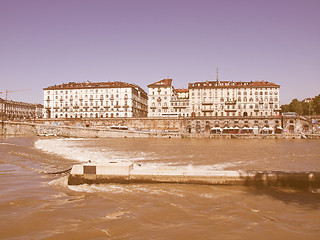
[0,116,319,139]
[0,122,153,138]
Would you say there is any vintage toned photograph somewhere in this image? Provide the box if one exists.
[1,0,320,239]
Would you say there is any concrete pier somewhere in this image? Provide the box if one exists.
[68,162,320,189]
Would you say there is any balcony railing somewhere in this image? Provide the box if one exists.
[225,109,237,112]
[202,102,214,105]
[202,109,213,112]
[225,100,237,105]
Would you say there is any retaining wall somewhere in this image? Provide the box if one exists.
[68,163,320,189]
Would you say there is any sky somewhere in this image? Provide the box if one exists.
[1,0,319,104]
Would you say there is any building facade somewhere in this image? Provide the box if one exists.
[0,98,43,121]
[147,79,190,117]
[189,80,280,117]
[43,81,148,119]
[148,78,280,118]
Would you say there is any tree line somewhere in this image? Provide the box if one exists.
[281,94,320,115]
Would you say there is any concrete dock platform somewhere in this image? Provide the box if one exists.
[68,162,320,189]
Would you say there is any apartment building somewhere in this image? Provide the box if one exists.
[0,98,43,120]
[147,79,189,117]
[43,81,148,119]
[189,80,280,117]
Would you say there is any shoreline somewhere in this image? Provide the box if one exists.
[1,121,320,139]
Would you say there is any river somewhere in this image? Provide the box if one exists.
[1,137,320,239]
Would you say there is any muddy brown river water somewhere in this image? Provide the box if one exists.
[1,137,320,239]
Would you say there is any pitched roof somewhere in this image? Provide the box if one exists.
[147,79,172,88]
[189,80,280,89]
[175,88,189,93]
[43,81,147,95]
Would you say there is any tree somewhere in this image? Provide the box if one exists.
[281,104,290,113]
[302,101,311,115]
[289,99,303,114]
[313,94,320,114]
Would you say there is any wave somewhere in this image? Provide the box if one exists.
[34,138,139,164]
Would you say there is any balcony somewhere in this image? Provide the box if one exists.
[225,100,237,105]
[114,105,121,108]
[202,109,213,112]
[123,105,129,108]
[225,109,237,112]
[202,102,213,105]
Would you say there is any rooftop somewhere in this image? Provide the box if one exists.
[189,80,280,89]
[44,81,147,95]
[147,79,173,88]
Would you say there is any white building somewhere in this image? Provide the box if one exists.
[147,79,189,117]
[0,98,43,120]
[189,80,280,117]
[43,81,148,119]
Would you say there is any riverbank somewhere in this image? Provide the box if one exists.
[1,121,320,139]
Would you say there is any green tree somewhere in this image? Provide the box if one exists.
[281,104,290,113]
[302,101,311,115]
[313,94,320,114]
[289,99,303,114]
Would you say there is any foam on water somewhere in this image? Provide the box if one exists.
[35,138,249,183]
[35,138,140,164]
[68,183,186,197]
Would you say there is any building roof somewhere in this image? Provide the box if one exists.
[175,88,189,93]
[44,81,147,95]
[147,79,173,88]
[188,80,280,89]
[0,97,43,107]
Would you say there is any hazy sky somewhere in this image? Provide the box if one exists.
[1,0,319,104]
